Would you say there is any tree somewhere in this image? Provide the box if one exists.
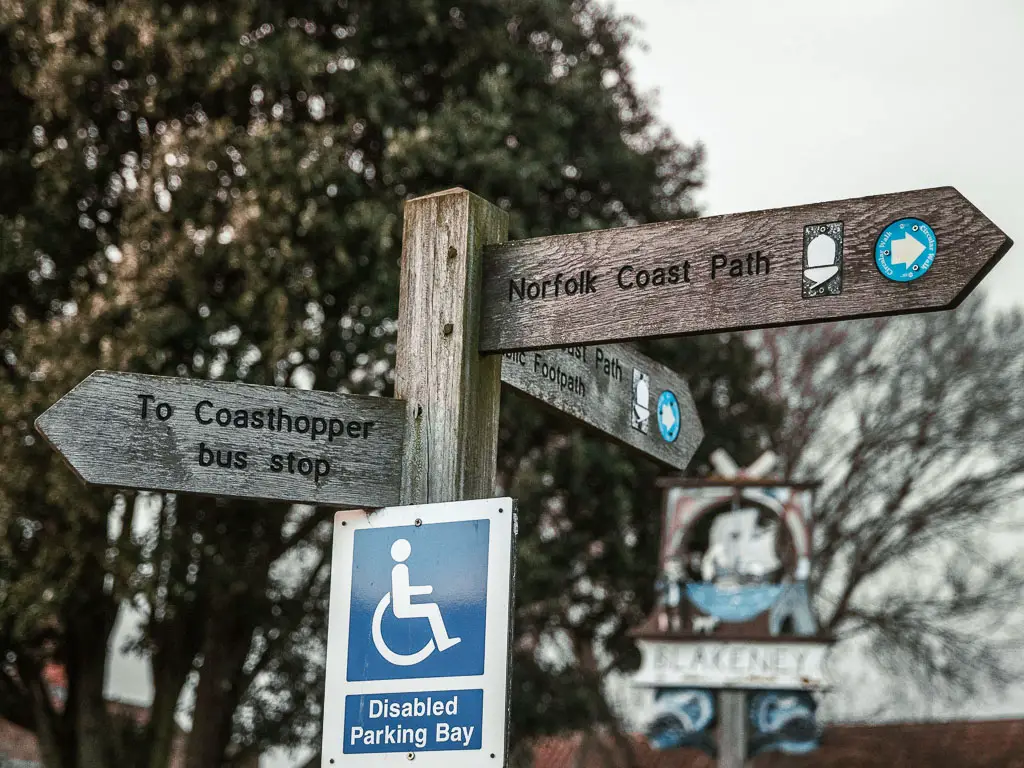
[0,1,783,767]
[759,298,1024,715]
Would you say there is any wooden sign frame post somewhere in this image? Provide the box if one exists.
[394,188,509,505]
[718,485,747,768]
[719,689,747,768]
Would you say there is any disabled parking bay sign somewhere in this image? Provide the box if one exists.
[320,497,516,766]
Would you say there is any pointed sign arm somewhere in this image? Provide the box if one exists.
[478,187,1012,352]
[35,371,407,507]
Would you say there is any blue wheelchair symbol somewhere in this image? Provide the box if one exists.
[348,520,489,681]
[371,537,463,666]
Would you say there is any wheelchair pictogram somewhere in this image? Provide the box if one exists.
[346,519,489,681]
[371,538,462,667]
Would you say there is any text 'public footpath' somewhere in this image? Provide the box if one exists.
[502,344,625,398]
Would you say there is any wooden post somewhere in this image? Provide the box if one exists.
[395,188,509,504]
[718,486,748,768]
[719,690,747,768]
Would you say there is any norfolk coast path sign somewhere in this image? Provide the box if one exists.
[500,342,703,469]
[35,371,406,507]
[479,187,1013,352]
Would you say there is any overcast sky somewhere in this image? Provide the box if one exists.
[619,0,1023,309]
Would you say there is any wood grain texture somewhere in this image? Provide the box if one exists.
[500,342,703,469]
[479,187,1013,352]
[395,188,509,504]
[719,690,747,768]
[34,371,407,507]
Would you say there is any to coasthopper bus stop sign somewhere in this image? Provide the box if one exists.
[34,371,407,507]
[479,187,1013,352]
[321,498,515,766]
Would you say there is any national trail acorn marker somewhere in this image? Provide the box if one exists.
[479,187,1013,352]
[500,341,702,469]
[34,371,407,507]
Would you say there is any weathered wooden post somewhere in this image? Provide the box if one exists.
[317,188,515,767]
[718,486,749,768]
[394,188,509,504]
[719,690,748,768]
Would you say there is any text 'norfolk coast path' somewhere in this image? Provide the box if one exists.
[478,187,1013,352]
[35,371,406,507]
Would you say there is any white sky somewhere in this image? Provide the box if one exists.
[619,0,1023,309]
[103,4,1024,765]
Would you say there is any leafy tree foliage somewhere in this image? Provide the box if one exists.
[0,1,779,766]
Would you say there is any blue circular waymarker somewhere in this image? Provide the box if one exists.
[657,390,680,443]
[875,218,937,282]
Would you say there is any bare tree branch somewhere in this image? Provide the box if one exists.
[757,297,1024,701]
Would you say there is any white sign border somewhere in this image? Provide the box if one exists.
[321,497,515,767]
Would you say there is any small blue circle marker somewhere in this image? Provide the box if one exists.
[875,218,937,282]
[657,390,680,443]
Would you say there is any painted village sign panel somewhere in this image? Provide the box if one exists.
[629,452,830,757]
[644,481,819,641]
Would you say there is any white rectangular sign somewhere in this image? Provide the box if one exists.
[321,498,516,766]
[633,639,830,690]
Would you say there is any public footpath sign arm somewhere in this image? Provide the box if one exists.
[320,498,515,767]
[479,187,1013,352]
[500,341,703,469]
[34,371,407,507]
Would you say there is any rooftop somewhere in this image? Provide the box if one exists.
[531,718,1024,767]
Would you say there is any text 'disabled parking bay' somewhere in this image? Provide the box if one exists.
[321,498,516,767]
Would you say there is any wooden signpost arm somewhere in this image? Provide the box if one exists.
[479,187,1012,352]
[395,188,509,504]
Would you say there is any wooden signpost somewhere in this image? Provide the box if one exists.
[33,182,1013,768]
[501,342,702,469]
[478,187,1013,352]
[35,371,407,508]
